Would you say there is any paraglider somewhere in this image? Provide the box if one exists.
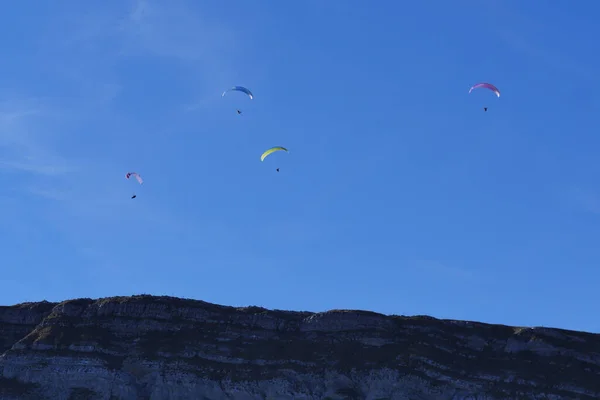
[222,86,254,100]
[469,82,500,111]
[222,86,253,115]
[126,172,143,199]
[261,146,288,172]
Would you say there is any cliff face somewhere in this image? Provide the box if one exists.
[0,295,599,400]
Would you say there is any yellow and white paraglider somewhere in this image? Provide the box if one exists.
[260,146,288,172]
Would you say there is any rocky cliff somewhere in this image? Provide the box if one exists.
[0,295,599,400]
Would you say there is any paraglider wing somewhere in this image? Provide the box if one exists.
[126,172,143,184]
[222,86,254,100]
[260,146,288,162]
[469,82,500,97]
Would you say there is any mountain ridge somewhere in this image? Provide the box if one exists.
[0,294,598,399]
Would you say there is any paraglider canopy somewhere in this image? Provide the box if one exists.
[469,82,500,97]
[126,172,143,184]
[222,86,254,100]
[260,146,288,162]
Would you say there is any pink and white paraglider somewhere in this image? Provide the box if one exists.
[126,172,143,199]
[469,83,500,112]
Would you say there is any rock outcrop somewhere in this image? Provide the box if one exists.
[0,295,599,399]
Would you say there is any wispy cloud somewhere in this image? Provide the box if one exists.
[0,160,71,176]
[413,259,476,280]
[5,0,239,185]
[183,96,217,113]
[25,186,69,201]
[43,0,240,114]
[50,0,238,77]
[123,0,239,113]
[24,173,188,278]
[496,29,595,81]
[0,0,241,276]
[0,99,74,176]
[124,0,236,62]
[483,2,597,81]
[26,170,183,229]
[566,186,600,215]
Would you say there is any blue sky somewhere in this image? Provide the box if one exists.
[1,0,599,333]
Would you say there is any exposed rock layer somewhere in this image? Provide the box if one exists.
[0,295,598,399]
